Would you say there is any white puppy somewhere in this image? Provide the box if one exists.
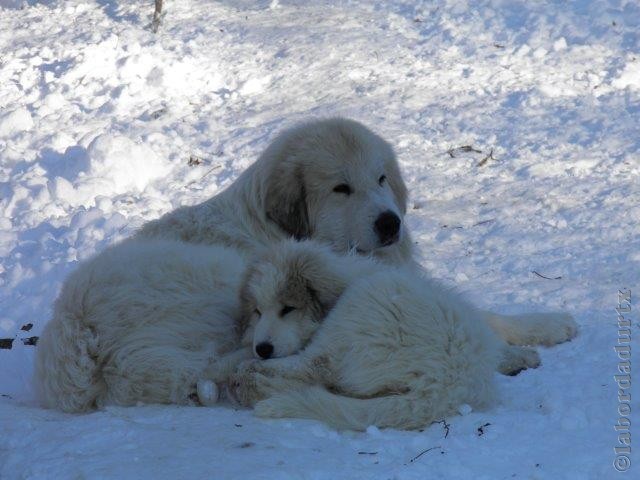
[206,240,574,430]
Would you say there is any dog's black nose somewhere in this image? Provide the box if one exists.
[255,342,274,359]
[374,211,401,245]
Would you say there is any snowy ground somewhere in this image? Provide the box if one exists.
[1,0,639,478]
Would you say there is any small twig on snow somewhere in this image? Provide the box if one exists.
[447,145,482,158]
[184,164,222,189]
[409,446,442,463]
[152,0,163,33]
[473,219,495,227]
[532,271,563,280]
[435,418,450,438]
[477,148,496,167]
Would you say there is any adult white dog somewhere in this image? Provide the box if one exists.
[212,240,554,430]
[35,118,576,412]
[135,117,412,263]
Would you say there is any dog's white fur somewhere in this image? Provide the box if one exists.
[35,117,577,412]
[35,240,245,412]
[218,240,568,430]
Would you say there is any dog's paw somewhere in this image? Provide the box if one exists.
[543,313,578,346]
[237,358,262,373]
[228,370,271,407]
[196,379,219,406]
[237,358,279,377]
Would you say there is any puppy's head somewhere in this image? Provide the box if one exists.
[261,118,408,256]
[239,240,345,359]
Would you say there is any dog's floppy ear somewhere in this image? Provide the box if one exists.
[306,283,340,320]
[264,163,311,239]
[384,151,408,215]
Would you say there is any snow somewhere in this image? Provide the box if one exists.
[612,60,640,90]
[0,108,34,137]
[0,0,638,478]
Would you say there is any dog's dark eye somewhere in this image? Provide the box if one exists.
[333,184,352,195]
[378,175,386,186]
[280,305,295,316]
[253,308,261,317]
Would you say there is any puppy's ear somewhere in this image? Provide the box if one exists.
[306,283,340,320]
[264,164,311,240]
[385,152,408,215]
[294,246,347,319]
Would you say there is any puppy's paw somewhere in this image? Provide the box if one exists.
[237,358,278,377]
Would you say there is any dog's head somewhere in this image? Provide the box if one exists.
[239,240,347,359]
[260,118,408,257]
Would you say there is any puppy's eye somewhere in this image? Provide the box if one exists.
[253,308,261,317]
[280,305,295,316]
[378,175,386,186]
[333,184,352,195]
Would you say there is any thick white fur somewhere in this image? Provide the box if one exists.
[224,240,504,430]
[35,240,245,412]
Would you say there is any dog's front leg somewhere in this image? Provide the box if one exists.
[240,355,312,380]
[228,352,335,407]
[227,354,316,407]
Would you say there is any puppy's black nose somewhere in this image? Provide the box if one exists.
[255,342,274,359]
[374,211,401,246]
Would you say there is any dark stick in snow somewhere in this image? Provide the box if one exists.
[153,0,163,33]
[408,446,442,463]
[532,270,563,280]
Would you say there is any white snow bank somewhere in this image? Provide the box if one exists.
[47,135,172,207]
[0,107,33,137]
[612,61,640,90]
[85,134,170,193]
